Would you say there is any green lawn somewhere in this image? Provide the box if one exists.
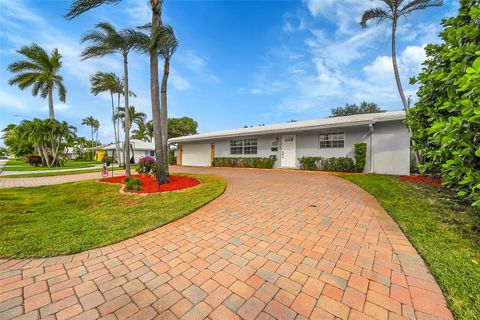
[1,166,123,178]
[2,159,100,171]
[343,174,480,320]
[0,174,225,258]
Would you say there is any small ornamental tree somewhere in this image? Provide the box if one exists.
[406,0,480,208]
[354,143,367,173]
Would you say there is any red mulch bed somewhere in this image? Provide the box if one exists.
[100,175,201,194]
[399,175,442,186]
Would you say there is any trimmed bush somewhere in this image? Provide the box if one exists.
[354,143,367,173]
[137,156,155,174]
[298,156,322,170]
[169,150,177,165]
[27,155,42,167]
[125,178,142,191]
[321,157,355,172]
[212,157,275,169]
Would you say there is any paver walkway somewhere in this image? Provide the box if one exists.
[0,167,452,320]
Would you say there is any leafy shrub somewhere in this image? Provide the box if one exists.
[406,1,480,208]
[354,143,367,173]
[137,156,155,174]
[298,156,322,170]
[321,157,355,172]
[27,155,42,167]
[125,178,142,191]
[84,151,93,161]
[212,157,275,169]
[169,150,177,165]
[102,156,114,165]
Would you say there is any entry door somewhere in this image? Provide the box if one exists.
[281,135,296,168]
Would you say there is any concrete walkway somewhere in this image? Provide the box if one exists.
[0,167,452,320]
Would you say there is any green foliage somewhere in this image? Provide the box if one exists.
[27,155,42,167]
[406,1,480,208]
[298,156,322,170]
[331,101,385,117]
[322,157,355,172]
[354,143,367,173]
[168,150,177,165]
[125,178,142,191]
[212,157,276,169]
[168,117,198,139]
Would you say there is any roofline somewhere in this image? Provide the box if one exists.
[169,111,405,143]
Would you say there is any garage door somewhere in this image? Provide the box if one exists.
[182,143,212,167]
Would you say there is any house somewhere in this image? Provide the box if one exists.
[168,111,411,175]
[101,139,155,164]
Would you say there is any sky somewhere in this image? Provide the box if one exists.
[0,0,459,145]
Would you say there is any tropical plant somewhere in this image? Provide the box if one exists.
[330,102,385,117]
[115,106,147,130]
[80,22,142,176]
[90,71,123,164]
[81,116,100,161]
[8,43,66,119]
[360,0,443,113]
[1,124,35,158]
[132,119,154,142]
[66,0,168,184]
[354,143,367,173]
[406,1,480,208]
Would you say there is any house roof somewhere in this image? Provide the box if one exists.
[169,111,406,143]
[101,139,155,150]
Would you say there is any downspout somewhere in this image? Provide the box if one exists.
[369,124,375,173]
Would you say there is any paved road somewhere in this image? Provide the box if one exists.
[0,167,452,319]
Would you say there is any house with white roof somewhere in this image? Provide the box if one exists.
[169,111,411,175]
[101,139,155,164]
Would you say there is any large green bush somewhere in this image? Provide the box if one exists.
[212,157,275,169]
[406,1,480,208]
[298,156,322,170]
[322,157,355,172]
[354,143,367,173]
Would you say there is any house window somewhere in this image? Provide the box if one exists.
[230,139,258,155]
[319,132,345,148]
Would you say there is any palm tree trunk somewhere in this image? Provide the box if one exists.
[160,58,170,176]
[111,92,122,166]
[91,127,94,161]
[116,93,123,166]
[48,89,55,119]
[392,19,421,168]
[150,0,168,184]
[123,53,131,176]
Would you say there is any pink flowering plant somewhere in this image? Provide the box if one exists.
[137,156,155,174]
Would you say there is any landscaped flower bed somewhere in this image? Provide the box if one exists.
[100,174,201,194]
[399,175,442,186]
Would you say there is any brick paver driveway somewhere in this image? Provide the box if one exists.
[0,167,452,320]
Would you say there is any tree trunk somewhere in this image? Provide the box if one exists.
[91,127,94,161]
[150,0,168,184]
[123,52,131,176]
[116,93,123,166]
[391,19,421,168]
[48,89,55,119]
[111,92,122,166]
[160,58,170,176]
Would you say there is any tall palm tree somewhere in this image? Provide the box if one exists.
[8,43,66,119]
[90,71,123,164]
[82,116,98,161]
[115,106,147,131]
[81,22,142,176]
[66,0,168,184]
[132,119,154,142]
[360,0,443,113]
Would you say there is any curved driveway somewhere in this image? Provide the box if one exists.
[0,167,452,320]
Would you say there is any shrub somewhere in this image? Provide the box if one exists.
[138,156,155,174]
[27,155,42,167]
[125,178,142,191]
[169,150,177,165]
[298,156,322,170]
[321,157,355,172]
[212,157,275,169]
[354,143,367,173]
[102,156,114,165]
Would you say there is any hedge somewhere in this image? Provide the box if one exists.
[322,157,355,172]
[354,143,367,173]
[212,157,275,169]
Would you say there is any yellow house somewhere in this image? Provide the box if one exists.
[94,150,107,161]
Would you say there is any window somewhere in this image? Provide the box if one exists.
[319,132,344,148]
[230,139,258,155]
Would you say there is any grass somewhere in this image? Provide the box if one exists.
[2,159,100,171]
[2,166,123,178]
[0,173,225,258]
[342,174,480,320]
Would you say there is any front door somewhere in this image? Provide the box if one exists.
[281,135,296,168]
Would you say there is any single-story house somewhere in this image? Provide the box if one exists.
[101,139,155,163]
[168,111,411,175]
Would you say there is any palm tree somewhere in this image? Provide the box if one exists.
[8,43,66,119]
[360,0,443,113]
[90,71,123,164]
[132,119,154,142]
[66,0,168,184]
[115,106,147,131]
[158,25,178,175]
[82,116,98,161]
[80,22,143,176]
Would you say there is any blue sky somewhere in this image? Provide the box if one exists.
[0,0,459,144]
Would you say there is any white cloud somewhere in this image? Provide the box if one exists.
[170,71,191,91]
[41,103,72,113]
[0,90,27,110]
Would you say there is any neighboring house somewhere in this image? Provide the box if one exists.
[101,139,155,164]
[169,111,411,175]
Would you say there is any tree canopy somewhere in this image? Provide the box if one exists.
[406,0,480,208]
[168,117,198,139]
[330,102,385,117]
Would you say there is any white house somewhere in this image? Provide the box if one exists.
[169,111,412,175]
[101,139,155,164]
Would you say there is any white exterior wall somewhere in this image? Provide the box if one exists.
[372,121,411,175]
